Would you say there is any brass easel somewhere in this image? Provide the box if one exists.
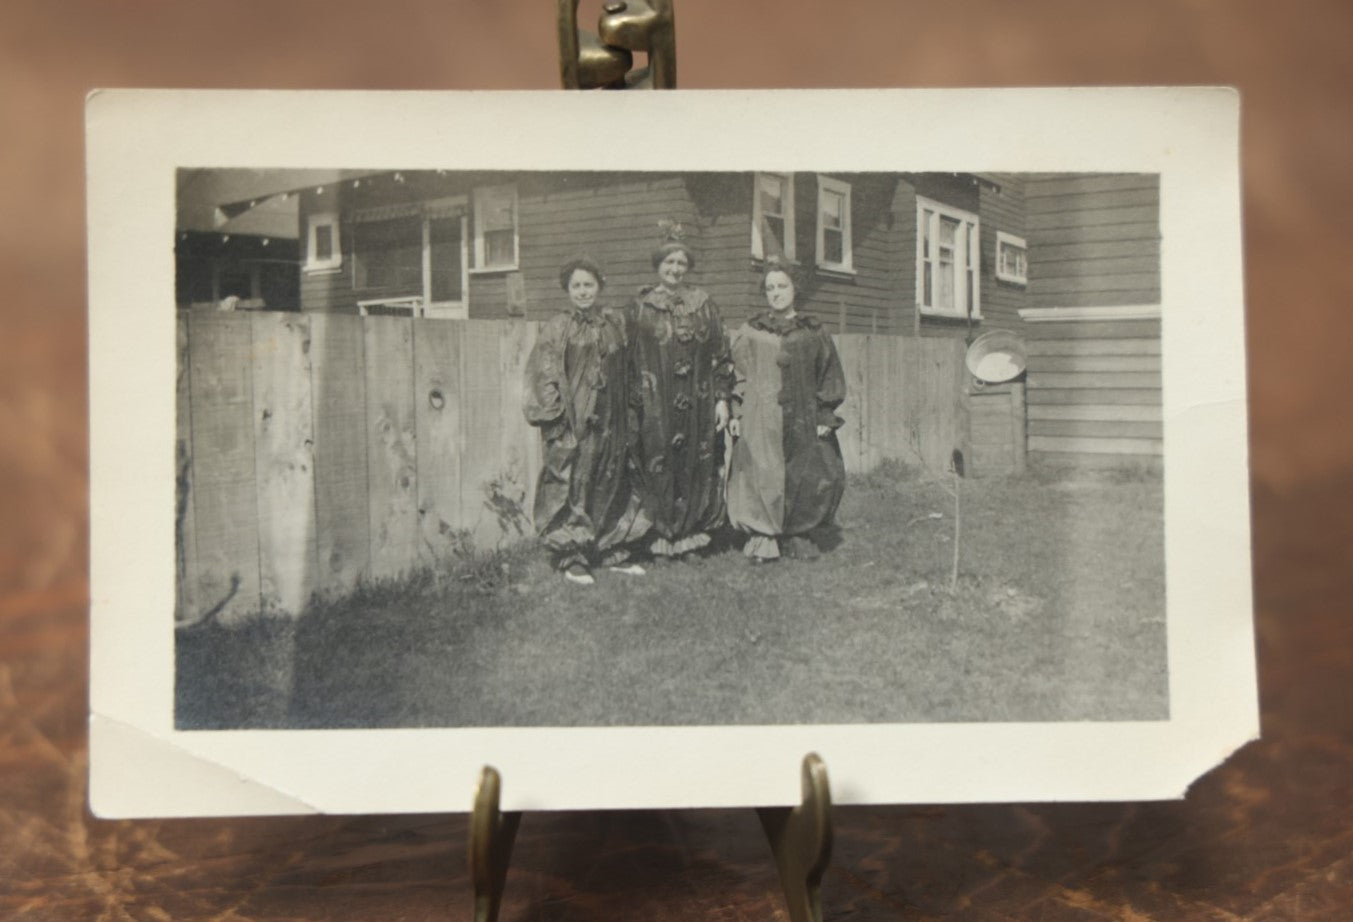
[467,9,834,920]
[470,754,833,922]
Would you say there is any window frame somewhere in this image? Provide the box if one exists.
[471,184,520,273]
[303,211,342,274]
[751,171,796,262]
[815,175,854,273]
[916,195,982,320]
[994,230,1029,286]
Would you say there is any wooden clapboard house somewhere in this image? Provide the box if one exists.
[284,170,1030,332]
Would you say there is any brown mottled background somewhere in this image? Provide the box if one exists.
[2,1,1351,919]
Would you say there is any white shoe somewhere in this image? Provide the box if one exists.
[563,565,595,586]
[608,563,646,576]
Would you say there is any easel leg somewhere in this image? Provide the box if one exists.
[469,755,831,920]
[757,753,834,922]
[470,765,522,922]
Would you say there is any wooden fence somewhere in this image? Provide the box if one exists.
[176,313,966,622]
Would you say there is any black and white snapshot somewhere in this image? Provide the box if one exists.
[173,167,1168,731]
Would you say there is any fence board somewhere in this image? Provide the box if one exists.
[833,334,867,474]
[520,324,542,519]
[175,317,198,623]
[953,339,974,473]
[414,319,467,563]
[186,312,260,623]
[496,320,537,545]
[899,336,921,466]
[865,338,892,471]
[913,338,955,474]
[1011,381,1027,475]
[364,316,419,580]
[311,314,370,595]
[251,313,318,614]
[884,337,909,465]
[928,340,949,472]
[460,321,507,548]
[946,340,966,472]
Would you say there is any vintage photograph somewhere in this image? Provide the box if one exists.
[88,88,1252,815]
[172,166,1168,730]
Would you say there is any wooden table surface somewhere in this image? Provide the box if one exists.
[3,2,1352,918]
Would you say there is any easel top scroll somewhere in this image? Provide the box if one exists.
[558,0,676,89]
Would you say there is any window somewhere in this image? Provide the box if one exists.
[473,185,518,271]
[354,216,422,291]
[916,196,981,319]
[994,231,1028,285]
[352,198,468,319]
[304,212,341,273]
[816,175,853,272]
[751,172,795,261]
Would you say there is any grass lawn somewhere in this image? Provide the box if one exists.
[176,463,1168,729]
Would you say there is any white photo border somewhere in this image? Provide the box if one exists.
[87,88,1255,817]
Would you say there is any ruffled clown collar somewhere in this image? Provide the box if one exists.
[638,284,709,316]
[747,310,820,336]
[569,304,606,325]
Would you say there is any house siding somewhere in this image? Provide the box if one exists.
[683,173,907,335]
[298,184,355,314]
[685,172,758,327]
[977,173,1028,333]
[1025,173,1161,307]
[504,173,697,322]
[1022,316,1162,467]
[805,173,904,335]
[297,172,703,319]
[1021,173,1163,468]
[296,170,1024,341]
